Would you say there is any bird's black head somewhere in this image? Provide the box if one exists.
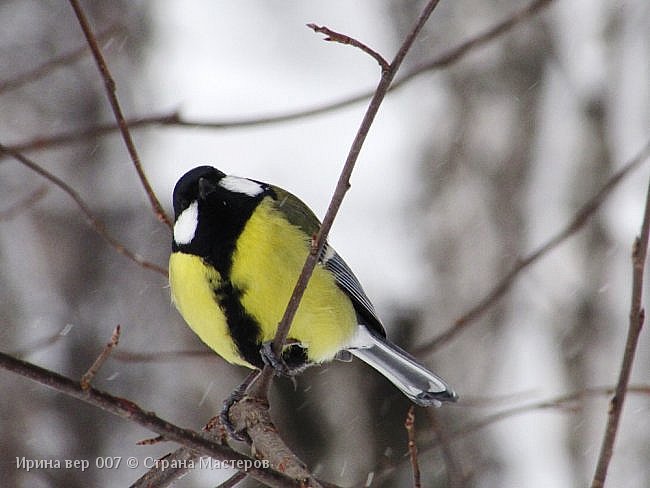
[171,165,271,272]
[172,165,225,219]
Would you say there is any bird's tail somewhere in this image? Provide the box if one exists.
[348,327,457,407]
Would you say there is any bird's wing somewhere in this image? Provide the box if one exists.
[319,244,386,337]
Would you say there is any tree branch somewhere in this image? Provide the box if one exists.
[307,23,390,71]
[0,350,304,488]
[590,180,650,486]
[7,0,555,154]
[417,138,650,354]
[0,143,168,277]
[269,0,442,381]
[229,396,322,487]
[369,385,650,487]
[67,0,171,228]
[405,406,422,488]
[80,324,121,390]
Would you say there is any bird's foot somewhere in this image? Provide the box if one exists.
[259,340,310,377]
[219,371,260,442]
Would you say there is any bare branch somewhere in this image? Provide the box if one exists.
[269,0,443,381]
[137,371,340,488]
[229,396,322,487]
[7,0,556,154]
[307,23,389,71]
[237,0,444,406]
[0,350,303,488]
[67,0,172,228]
[134,435,165,446]
[405,406,422,488]
[417,138,650,354]
[370,386,650,487]
[7,113,182,153]
[454,386,650,443]
[0,143,168,277]
[406,0,554,75]
[81,325,121,390]
[590,180,650,485]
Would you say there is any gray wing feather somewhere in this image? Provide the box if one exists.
[320,244,386,337]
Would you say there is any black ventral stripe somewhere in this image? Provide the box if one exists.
[205,188,279,368]
[202,192,266,368]
[212,280,264,369]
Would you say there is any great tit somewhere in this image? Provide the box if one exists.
[169,166,457,406]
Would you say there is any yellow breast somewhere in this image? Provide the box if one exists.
[231,198,357,363]
[169,252,251,367]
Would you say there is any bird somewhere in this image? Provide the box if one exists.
[169,165,457,407]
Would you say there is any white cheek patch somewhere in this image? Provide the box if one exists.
[219,175,264,197]
[173,201,199,245]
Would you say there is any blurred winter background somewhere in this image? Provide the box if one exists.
[1,0,649,487]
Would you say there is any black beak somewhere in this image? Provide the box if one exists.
[198,177,217,200]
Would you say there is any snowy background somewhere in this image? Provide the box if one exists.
[1,1,649,487]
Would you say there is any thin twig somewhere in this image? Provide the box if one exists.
[266,0,443,394]
[371,386,650,488]
[590,179,650,486]
[405,406,421,488]
[7,113,182,153]
[135,435,165,446]
[81,325,121,390]
[459,386,650,441]
[7,0,556,154]
[67,0,171,228]
[0,143,168,276]
[417,138,650,355]
[307,23,390,71]
[406,0,553,76]
[0,350,302,488]
[0,25,122,93]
